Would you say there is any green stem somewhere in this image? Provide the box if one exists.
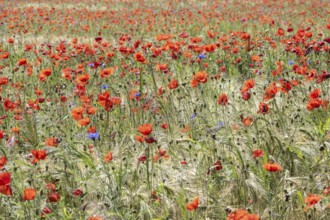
[146,145,151,191]
[139,69,144,121]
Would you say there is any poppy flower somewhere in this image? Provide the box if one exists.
[227,209,259,220]
[309,88,321,99]
[61,68,73,80]
[180,125,190,133]
[37,73,46,82]
[252,149,263,158]
[45,138,60,147]
[86,106,97,115]
[187,197,199,211]
[134,52,146,63]
[48,191,61,203]
[155,64,168,72]
[0,156,7,169]
[304,194,322,210]
[0,184,12,196]
[41,207,52,217]
[244,79,255,89]
[145,137,156,144]
[0,172,11,185]
[78,117,91,126]
[257,103,269,114]
[0,52,9,60]
[151,191,161,203]
[23,188,37,201]
[138,124,152,136]
[181,160,187,165]
[7,38,14,43]
[88,217,103,220]
[161,123,168,129]
[287,27,294,32]
[190,78,199,87]
[30,149,47,164]
[110,97,121,106]
[306,99,322,111]
[217,93,228,106]
[71,107,84,120]
[17,58,27,66]
[241,90,251,100]
[263,83,278,101]
[100,67,115,78]
[98,91,115,111]
[317,72,330,84]
[194,71,208,83]
[0,77,8,85]
[3,99,16,111]
[76,73,90,85]
[156,34,174,41]
[207,161,223,175]
[135,135,145,143]
[242,116,253,126]
[323,186,330,195]
[153,149,170,161]
[72,189,83,197]
[204,44,216,53]
[104,151,113,163]
[168,79,179,90]
[95,36,102,42]
[75,83,86,96]
[279,81,292,93]
[0,131,5,139]
[277,28,285,36]
[138,155,147,163]
[263,162,282,172]
[40,68,52,77]
[190,37,202,43]
[179,32,189,38]
[45,182,56,191]
[251,55,261,62]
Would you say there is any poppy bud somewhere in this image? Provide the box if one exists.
[48,191,60,203]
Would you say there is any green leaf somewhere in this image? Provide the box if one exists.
[297,191,304,205]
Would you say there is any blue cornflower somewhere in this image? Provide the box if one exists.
[102,63,106,68]
[134,92,141,97]
[217,122,224,128]
[190,113,196,120]
[101,84,108,89]
[198,54,207,59]
[288,60,294,65]
[88,63,94,68]
[87,132,100,141]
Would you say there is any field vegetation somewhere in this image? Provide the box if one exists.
[0,0,329,219]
